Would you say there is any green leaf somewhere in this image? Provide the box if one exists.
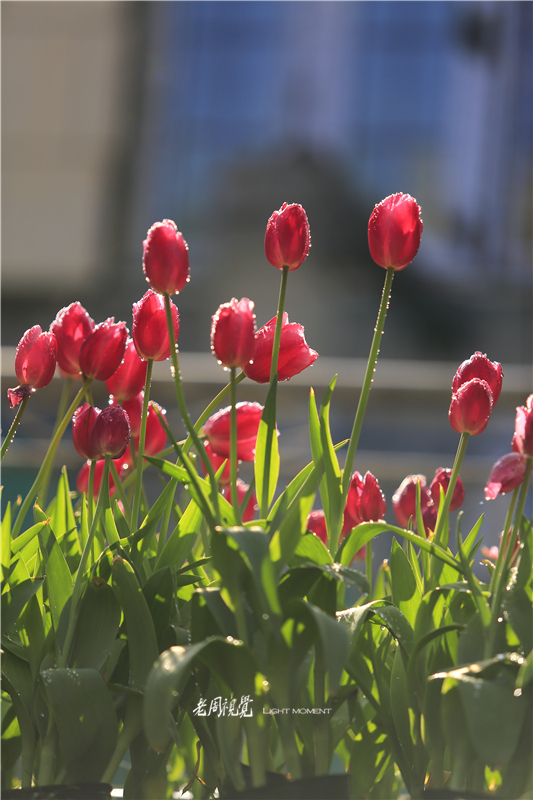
[69,578,121,671]
[516,649,533,690]
[38,517,73,654]
[51,467,79,552]
[318,376,343,552]
[131,476,179,544]
[1,577,44,631]
[9,520,48,556]
[503,586,533,654]
[41,667,118,782]
[2,502,12,579]
[338,600,414,657]
[155,498,202,571]
[390,646,414,768]
[191,587,238,642]
[390,538,420,628]
[142,567,175,645]
[325,563,370,595]
[289,532,333,567]
[2,648,36,786]
[269,489,316,568]
[255,378,280,517]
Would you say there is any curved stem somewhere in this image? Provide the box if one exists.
[1,395,29,461]
[12,382,90,538]
[131,359,153,529]
[269,266,289,383]
[230,366,242,525]
[433,432,470,548]
[88,459,96,526]
[342,267,395,498]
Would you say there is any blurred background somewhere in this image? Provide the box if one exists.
[2,1,532,565]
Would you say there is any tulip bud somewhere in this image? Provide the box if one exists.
[222,479,257,523]
[105,338,148,402]
[201,441,231,485]
[265,203,310,271]
[50,302,95,377]
[511,394,533,457]
[449,378,493,436]
[72,403,101,461]
[368,193,423,271]
[143,220,190,296]
[89,406,131,460]
[7,326,58,408]
[211,298,256,370]
[343,471,386,534]
[429,468,465,512]
[392,474,436,536]
[452,352,503,407]
[203,401,264,462]
[485,453,528,500]
[77,458,125,497]
[79,318,128,381]
[132,290,180,362]
[243,313,318,384]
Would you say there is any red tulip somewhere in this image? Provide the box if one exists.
[392,474,436,536]
[201,441,231,485]
[79,318,128,381]
[51,302,95,377]
[452,352,503,407]
[89,406,131,459]
[368,193,423,271]
[105,338,147,401]
[132,290,180,361]
[306,509,367,559]
[203,401,264,462]
[143,219,190,296]
[7,326,58,408]
[243,313,318,383]
[72,403,101,460]
[76,458,126,497]
[343,471,386,533]
[485,453,528,500]
[139,402,167,456]
[211,298,256,369]
[481,528,520,562]
[511,394,533,457]
[429,468,465,511]
[449,378,493,436]
[121,393,143,437]
[264,203,310,271]
[222,479,257,523]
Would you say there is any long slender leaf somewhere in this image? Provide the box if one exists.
[255,378,280,517]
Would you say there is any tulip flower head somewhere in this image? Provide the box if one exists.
[143,219,190,296]
[306,509,367,559]
[140,402,167,457]
[452,352,503,407]
[8,326,58,408]
[79,318,128,382]
[449,378,493,436]
[120,393,143,437]
[392,474,436,536]
[132,290,180,362]
[429,468,465,512]
[203,401,264,462]
[485,453,528,500]
[343,471,386,534]
[243,313,318,383]
[368,193,423,271]
[72,403,101,461]
[51,302,95,377]
[222,479,258,523]
[89,406,131,460]
[265,203,310,271]
[105,338,148,402]
[77,458,125,497]
[201,441,231,485]
[211,298,256,370]
[511,394,533,457]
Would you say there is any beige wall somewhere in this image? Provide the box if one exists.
[2,1,131,294]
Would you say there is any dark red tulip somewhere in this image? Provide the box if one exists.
[430,468,465,512]
[343,471,386,534]
[79,318,128,381]
[243,313,318,383]
[203,401,264,462]
[72,403,101,460]
[201,441,231,485]
[76,458,125,497]
[132,290,179,362]
[392,474,436,536]
[222,479,257,523]
[89,406,131,459]
[50,302,95,377]
[485,453,528,500]
[306,509,367,558]
[7,326,58,408]
[368,193,423,271]
[105,338,147,402]
[452,352,503,407]
[143,219,190,296]
[121,393,143,437]
[449,378,493,436]
[265,203,310,271]
[211,298,256,370]
[511,394,533,457]
[138,402,167,457]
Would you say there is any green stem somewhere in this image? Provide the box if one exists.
[366,539,373,598]
[88,459,96,526]
[230,367,242,525]
[489,485,519,594]
[131,359,153,529]
[269,266,289,383]
[12,382,90,538]
[1,395,29,461]
[433,432,470,548]
[342,267,395,498]
[109,458,131,524]
[164,293,221,524]
[39,378,74,506]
